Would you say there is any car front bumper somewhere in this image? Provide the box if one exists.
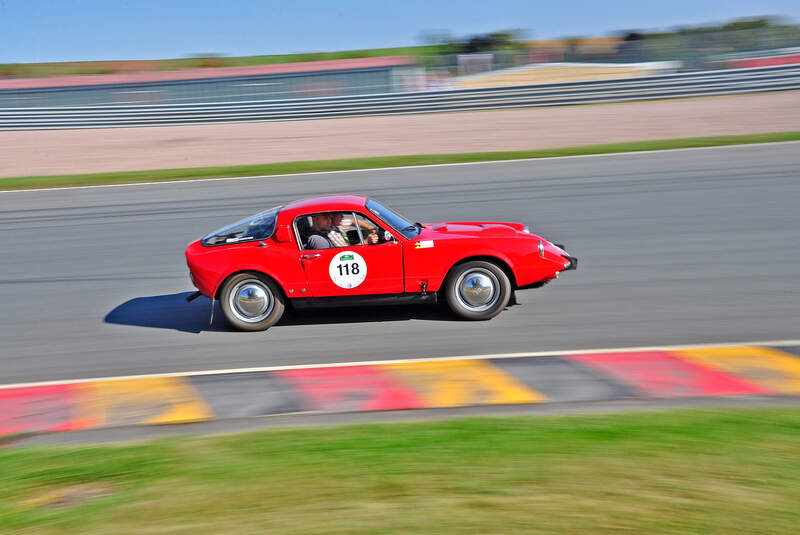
[562,255,578,271]
[552,242,577,272]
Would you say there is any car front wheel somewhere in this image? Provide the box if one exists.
[445,261,511,320]
[219,273,285,331]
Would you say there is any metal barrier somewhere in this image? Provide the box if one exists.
[1,64,798,130]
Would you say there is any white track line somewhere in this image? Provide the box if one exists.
[2,339,798,391]
[3,140,798,194]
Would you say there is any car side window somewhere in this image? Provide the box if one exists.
[354,213,394,245]
[202,207,280,246]
[295,215,314,250]
[297,212,365,250]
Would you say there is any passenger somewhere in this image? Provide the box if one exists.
[334,212,379,244]
[327,213,350,247]
[306,214,334,249]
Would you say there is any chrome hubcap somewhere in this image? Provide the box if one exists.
[455,269,499,312]
[229,279,273,323]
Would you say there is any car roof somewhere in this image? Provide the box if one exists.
[281,194,368,216]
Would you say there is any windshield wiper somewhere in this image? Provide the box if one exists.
[401,225,417,232]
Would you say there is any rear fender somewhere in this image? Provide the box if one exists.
[212,268,285,300]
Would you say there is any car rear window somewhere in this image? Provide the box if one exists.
[201,207,280,246]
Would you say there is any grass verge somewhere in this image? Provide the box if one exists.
[2,131,799,191]
[2,408,800,534]
[0,46,440,78]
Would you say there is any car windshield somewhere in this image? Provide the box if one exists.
[201,206,281,246]
[366,199,420,239]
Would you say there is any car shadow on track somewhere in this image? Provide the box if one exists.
[104,292,456,333]
[104,292,229,333]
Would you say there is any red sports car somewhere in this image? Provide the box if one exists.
[185,195,576,331]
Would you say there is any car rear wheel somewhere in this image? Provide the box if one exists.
[445,261,511,320]
[219,273,285,331]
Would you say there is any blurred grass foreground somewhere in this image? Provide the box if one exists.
[2,408,800,534]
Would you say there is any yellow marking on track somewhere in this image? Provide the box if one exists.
[675,346,800,394]
[380,359,545,408]
[3,340,799,391]
[75,377,213,427]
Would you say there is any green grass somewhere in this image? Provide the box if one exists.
[0,46,440,78]
[2,408,800,534]
[2,131,799,191]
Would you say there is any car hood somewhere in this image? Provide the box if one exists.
[420,221,527,239]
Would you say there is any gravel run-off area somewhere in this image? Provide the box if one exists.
[1,91,799,178]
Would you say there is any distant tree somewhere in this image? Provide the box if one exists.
[461,29,527,53]
[419,28,528,55]
[720,17,774,32]
[623,32,644,41]
[612,15,790,39]
[489,30,527,50]
[463,36,493,53]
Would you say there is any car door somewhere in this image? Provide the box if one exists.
[298,212,404,297]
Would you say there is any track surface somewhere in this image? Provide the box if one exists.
[1,143,798,384]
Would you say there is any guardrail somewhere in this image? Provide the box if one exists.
[1,64,798,130]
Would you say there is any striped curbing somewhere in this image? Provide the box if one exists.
[1,343,799,437]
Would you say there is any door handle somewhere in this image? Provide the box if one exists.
[302,253,321,259]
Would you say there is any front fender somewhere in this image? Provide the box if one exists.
[405,239,519,292]
[439,249,517,288]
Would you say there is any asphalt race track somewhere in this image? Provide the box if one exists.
[1,143,798,385]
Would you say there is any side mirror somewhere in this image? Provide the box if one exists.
[274,225,292,243]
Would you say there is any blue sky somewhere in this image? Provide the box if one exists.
[1,0,799,63]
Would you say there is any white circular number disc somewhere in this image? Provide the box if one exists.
[329,250,367,289]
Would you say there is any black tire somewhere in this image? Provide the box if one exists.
[444,261,511,320]
[219,272,285,331]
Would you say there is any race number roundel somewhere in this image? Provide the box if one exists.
[329,250,367,289]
